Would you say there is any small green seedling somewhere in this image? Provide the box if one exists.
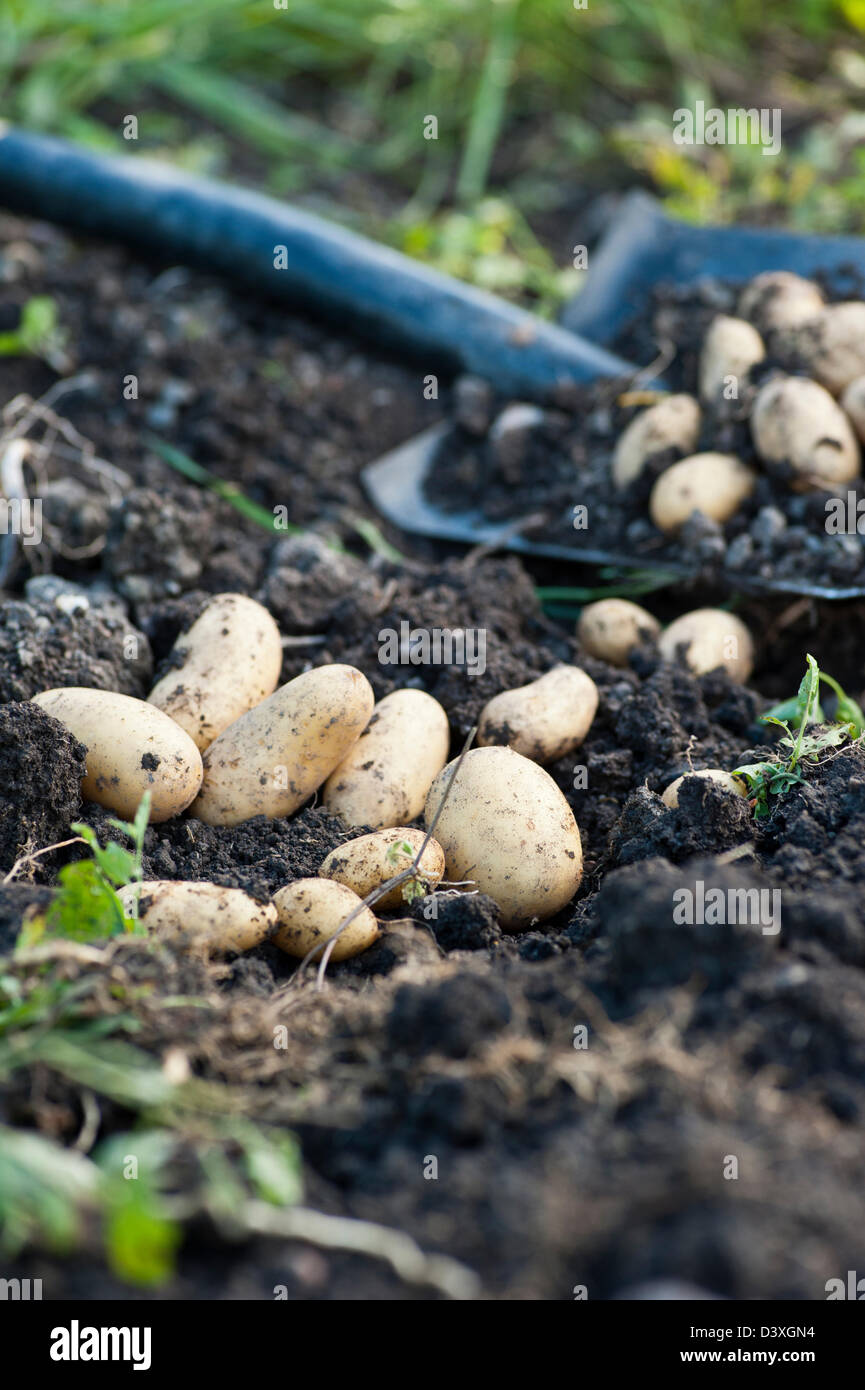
[0,296,67,370]
[16,794,151,950]
[734,655,860,819]
[385,839,428,905]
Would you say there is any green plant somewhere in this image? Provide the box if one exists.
[0,296,67,369]
[734,655,860,818]
[385,838,428,905]
[16,794,151,950]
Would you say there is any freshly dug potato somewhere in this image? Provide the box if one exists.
[661,770,747,809]
[422,746,582,930]
[319,827,445,911]
[476,665,598,764]
[698,315,765,405]
[611,393,701,490]
[31,687,203,822]
[323,688,449,829]
[750,376,860,489]
[659,609,754,683]
[118,880,275,954]
[577,598,660,667]
[272,878,379,962]
[649,452,757,534]
[191,664,374,827]
[775,302,865,396]
[841,374,865,444]
[738,271,824,336]
[148,593,283,750]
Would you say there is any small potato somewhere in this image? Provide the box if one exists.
[319,828,445,911]
[476,665,598,764]
[118,880,276,954]
[659,609,754,683]
[649,452,756,534]
[737,271,824,336]
[577,598,660,667]
[750,376,860,490]
[148,593,283,750]
[423,746,582,930]
[611,394,701,490]
[661,770,747,809]
[31,687,203,822]
[191,664,374,827]
[323,688,449,830]
[698,315,765,406]
[272,878,379,962]
[841,375,865,444]
[775,302,865,397]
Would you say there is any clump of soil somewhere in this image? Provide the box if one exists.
[0,702,86,875]
[0,598,152,703]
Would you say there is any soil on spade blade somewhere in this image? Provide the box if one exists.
[2,214,865,1301]
[425,273,865,595]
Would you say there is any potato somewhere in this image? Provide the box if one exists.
[118,880,276,954]
[31,687,203,822]
[658,609,754,683]
[148,593,283,751]
[423,746,582,930]
[272,878,379,962]
[319,828,445,911]
[661,770,747,809]
[750,376,860,489]
[323,688,449,829]
[698,315,765,406]
[841,374,865,444]
[611,394,701,490]
[191,664,374,827]
[775,302,865,396]
[649,452,756,534]
[577,598,660,667]
[476,666,598,764]
[737,271,824,336]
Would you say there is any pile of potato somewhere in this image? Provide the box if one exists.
[31,582,756,959]
[614,270,865,534]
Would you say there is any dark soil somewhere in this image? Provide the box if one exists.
[425,278,865,594]
[2,214,865,1302]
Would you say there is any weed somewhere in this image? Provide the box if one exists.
[0,296,67,370]
[734,655,861,818]
[16,794,151,950]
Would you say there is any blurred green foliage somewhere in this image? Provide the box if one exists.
[0,1,861,305]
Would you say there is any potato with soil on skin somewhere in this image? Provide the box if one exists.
[323,687,450,830]
[423,745,582,930]
[272,877,379,962]
[750,376,860,490]
[774,302,865,397]
[698,315,765,406]
[737,270,825,336]
[147,593,283,751]
[611,393,701,490]
[118,880,276,954]
[661,769,747,809]
[659,608,754,683]
[649,452,757,534]
[319,827,445,911]
[841,374,865,444]
[191,664,374,827]
[31,687,203,822]
[476,665,598,764]
[577,598,660,667]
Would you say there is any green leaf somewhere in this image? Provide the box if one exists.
[105,1190,180,1288]
[42,861,129,942]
